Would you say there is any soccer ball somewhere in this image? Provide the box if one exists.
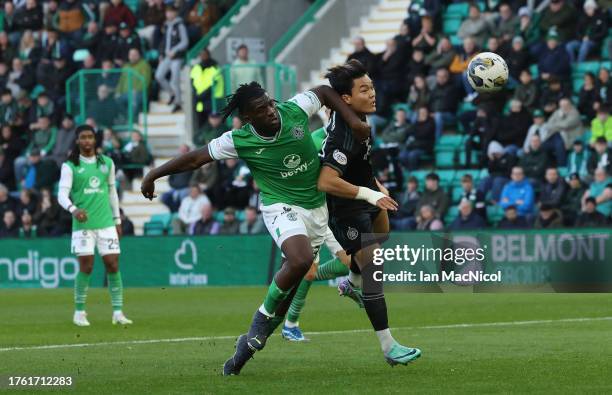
[466,52,509,93]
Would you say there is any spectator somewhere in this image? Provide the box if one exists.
[540,167,566,208]
[415,204,444,231]
[405,49,429,88]
[7,58,35,97]
[393,21,412,56]
[411,14,436,54]
[486,36,508,60]
[490,99,531,155]
[104,0,136,29]
[195,112,225,146]
[50,114,75,166]
[424,36,455,71]
[186,0,218,44]
[190,161,217,203]
[39,29,67,62]
[18,30,42,67]
[478,141,516,202]
[0,125,23,189]
[399,106,435,170]
[379,108,410,146]
[565,0,608,63]
[17,189,37,216]
[587,137,612,176]
[190,203,219,235]
[32,188,62,236]
[534,203,563,228]
[567,140,590,181]
[120,208,134,236]
[497,205,529,229]
[229,44,263,95]
[213,158,251,209]
[239,206,265,235]
[457,4,490,47]
[506,36,529,82]
[523,109,566,167]
[29,115,57,157]
[578,72,601,120]
[121,130,151,182]
[80,21,101,56]
[407,75,430,119]
[347,37,377,76]
[0,32,16,64]
[172,184,211,234]
[13,0,44,33]
[429,68,459,139]
[513,69,538,111]
[117,48,151,114]
[219,206,239,235]
[161,144,193,212]
[547,98,582,154]
[18,210,37,238]
[0,210,18,237]
[500,166,535,217]
[575,196,609,227]
[95,24,118,62]
[100,128,122,164]
[449,37,478,97]
[0,183,18,217]
[516,6,540,49]
[113,22,141,65]
[95,59,120,91]
[137,0,165,47]
[374,39,405,116]
[596,67,611,108]
[0,148,14,190]
[87,84,118,128]
[459,174,486,220]
[22,149,59,190]
[590,105,612,145]
[449,199,486,230]
[537,28,571,82]
[561,173,587,225]
[0,88,19,125]
[539,0,576,44]
[39,53,72,101]
[520,134,549,183]
[390,176,420,230]
[416,172,449,218]
[155,4,188,113]
[582,167,612,217]
[496,3,518,43]
[54,0,92,42]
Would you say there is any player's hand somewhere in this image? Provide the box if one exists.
[116,224,123,239]
[141,176,157,200]
[73,209,88,223]
[376,196,398,211]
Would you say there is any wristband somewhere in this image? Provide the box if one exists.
[355,187,386,206]
[114,217,122,225]
[68,205,77,214]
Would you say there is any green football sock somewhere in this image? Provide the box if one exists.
[108,272,124,312]
[286,279,313,324]
[74,272,91,311]
[261,279,292,316]
[314,258,349,281]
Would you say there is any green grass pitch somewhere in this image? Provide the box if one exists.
[1,287,611,394]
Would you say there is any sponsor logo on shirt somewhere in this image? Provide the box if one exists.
[333,149,347,165]
[84,176,103,194]
[283,154,301,169]
[280,158,314,179]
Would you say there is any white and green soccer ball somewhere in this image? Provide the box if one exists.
[466,52,509,93]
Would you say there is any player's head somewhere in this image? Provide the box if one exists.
[325,59,375,115]
[69,124,98,165]
[221,81,280,132]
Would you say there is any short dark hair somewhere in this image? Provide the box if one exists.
[585,197,597,205]
[325,59,368,96]
[595,136,607,144]
[426,172,439,182]
[461,174,473,181]
[407,176,418,184]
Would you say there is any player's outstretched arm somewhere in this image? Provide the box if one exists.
[141,146,213,200]
[310,85,370,140]
[317,166,398,211]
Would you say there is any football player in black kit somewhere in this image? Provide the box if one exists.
[318,60,421,366]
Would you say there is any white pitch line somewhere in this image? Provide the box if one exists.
[2,316,611,353]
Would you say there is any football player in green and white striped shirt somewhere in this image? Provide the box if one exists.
[141,82,371,375]
[58,125,132,327]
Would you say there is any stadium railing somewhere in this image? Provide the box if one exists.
[65,68,148,140]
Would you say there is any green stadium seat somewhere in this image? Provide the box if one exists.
[435,150,455,168]
[214,211,224,224]
[150,213,172,228]
[558,167,568,178]
[529,63,539,78]
[124,0,139,13]
[458,150,479,168]
[144,221,165,236]
[458,101,476,114]
[445,2,469,18]
[601,61,611,71]
[443,17,462,35]
[602,37,611,59]
[444,205,459,224]
[437,134,465,148]
[437,170,456,188]
[486,205,505,225]
[450,35,463,46]
[451,185,465,203]
[581,129,592,144]
[573,61,600,76]
[405,169,429,187]
[572,77,584,93]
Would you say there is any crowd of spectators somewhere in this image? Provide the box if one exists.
[0,0,235,238]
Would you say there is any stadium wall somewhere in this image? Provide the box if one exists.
[0,229,610,289]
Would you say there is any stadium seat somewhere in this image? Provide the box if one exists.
[451,185,464,203]
[572,77,584,93]
[124,0,139,13]
[437,170,456,188]
[581,130,592,144]
[602,37,611,59]
[573,61,600,77]
[529,64,539,78]
[435,150,455,168]
[486,205,505,225]
[437,134,465,148]
[150,213,172,228]
[144,221,165,236]
[444,2,469,18]
[558,167,568,178]
[443,17,462,35]
[214,211,225,224]
[458,150,479,168]
[444,205,459,224]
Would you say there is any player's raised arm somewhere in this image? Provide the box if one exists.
[310,85,371,141]
[317,166,398,211]
[141,130,238,200]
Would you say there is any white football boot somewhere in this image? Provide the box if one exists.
[73,311,91,327]
[112,311,133,325]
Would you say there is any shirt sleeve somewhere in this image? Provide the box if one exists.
[107,160,121,225]
[57,163,75,213]
[288,90,322,118]
[320,112,351,175]
[208,131,238,160]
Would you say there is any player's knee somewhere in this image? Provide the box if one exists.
[103,259,119,273]
[288,253,314,275]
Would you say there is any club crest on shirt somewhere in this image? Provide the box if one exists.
[333,149,347,165]
[347,227,359,241]
[100,164,109,173]
[286,211,298,221]
[291,127,304,140]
